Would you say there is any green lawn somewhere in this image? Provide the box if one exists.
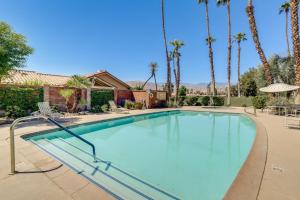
[230,96,253,107]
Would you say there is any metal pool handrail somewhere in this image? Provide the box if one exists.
[10,115,97,174]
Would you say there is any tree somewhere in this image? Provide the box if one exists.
[178,85,187,97]
[279,2,291,56]
[0,22,33,82]
[162,0,172,97]
[246,0,273,85]
[233,33,247,97]
[197,0,216,96]
[142,62,158,90]
[170,40,184,103]
[217,0,232,105]
[290,0,300,103]
[240,68,258,96]
[59,89,74,113]
[66,75,91,112]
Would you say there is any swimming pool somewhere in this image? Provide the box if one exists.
[25,111,256,200]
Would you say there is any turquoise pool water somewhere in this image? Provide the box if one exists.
[25,111,256,200]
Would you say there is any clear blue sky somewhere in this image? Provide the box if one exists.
[0,0,290,83]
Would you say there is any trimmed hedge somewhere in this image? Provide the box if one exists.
[91,89,114,107]
[0,86,43,114]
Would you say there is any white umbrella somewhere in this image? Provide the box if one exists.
[259,83,300,93]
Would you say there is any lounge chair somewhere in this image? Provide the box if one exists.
[37,102,64,120]
[285,110,300,129]
[108,101,129,114]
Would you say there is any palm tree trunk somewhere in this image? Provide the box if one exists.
[175,55,180,102]
[237,42,241,97]
[153,73,158,91]
[227,0,232,105]
[142,75,153,89]
[290,0,300,103]
[246,0,273,85]
[162,0,171,97]
[205,2,216,96]
[286,11,291,57]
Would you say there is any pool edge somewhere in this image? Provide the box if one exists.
[19,108,267,200]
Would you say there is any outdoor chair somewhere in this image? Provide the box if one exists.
[108,101,129,114]
[37,102,64,120]
[284,107,300,129]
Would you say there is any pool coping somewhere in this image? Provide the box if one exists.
[16,108,268,200]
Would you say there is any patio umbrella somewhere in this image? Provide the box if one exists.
[259,83,300,93]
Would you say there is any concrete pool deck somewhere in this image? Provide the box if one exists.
[0,107,299,200]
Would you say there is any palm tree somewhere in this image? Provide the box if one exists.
[162,0,172,97]
[279,2,291,57]
[142,62,158,90]
[66,75,91,112]
[246,0,273,85]
[233,33,247,97]
[217,0,232,105]
[290,0,300,103]
[170,40,184,103]
[197,0,216,96]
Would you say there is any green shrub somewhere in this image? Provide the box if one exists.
[157,101,168,108]
[5,106,26,119]
[124,100,134,109]
[91,90,114,107]
[195,98,202,106]
[201,96,210,106]
[252,96,267,110]
[101,104,109,112]
[91,105,102,113]
[185,96,199,106]
[134,102,143,110]
[212,96,225,106]
[0,86,43,113]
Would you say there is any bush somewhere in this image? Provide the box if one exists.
[201,96,210,106]
[212,96,225,106]
[134,102,143,110]
[184,96,199,106]
[252,96,267,110]
[91,105,102,113]
[91,90,114,107]
[124,100,135,109]
[0,86,43,114]
[5,106,26,119]
[101,104,109,112]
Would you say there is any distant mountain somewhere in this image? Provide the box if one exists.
[126,81,227,91]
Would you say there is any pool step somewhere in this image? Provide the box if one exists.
[33,138,179,200]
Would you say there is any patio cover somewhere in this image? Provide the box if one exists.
[259,83,300,93]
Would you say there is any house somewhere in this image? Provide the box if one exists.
[1,69,131,90]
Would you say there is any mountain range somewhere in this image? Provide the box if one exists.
[126,81,228,90]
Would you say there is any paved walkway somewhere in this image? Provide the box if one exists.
[0,107,299,200]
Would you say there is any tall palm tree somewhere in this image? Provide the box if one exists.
[217,0,232,105]
[233,33,247,97]
[170,40,184,102]
[290,0,300,103]
[197,0,216,96]
[162,0,172,97]
[246,0,273,85]
[279,2,291,57]
[142,62,158,90]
